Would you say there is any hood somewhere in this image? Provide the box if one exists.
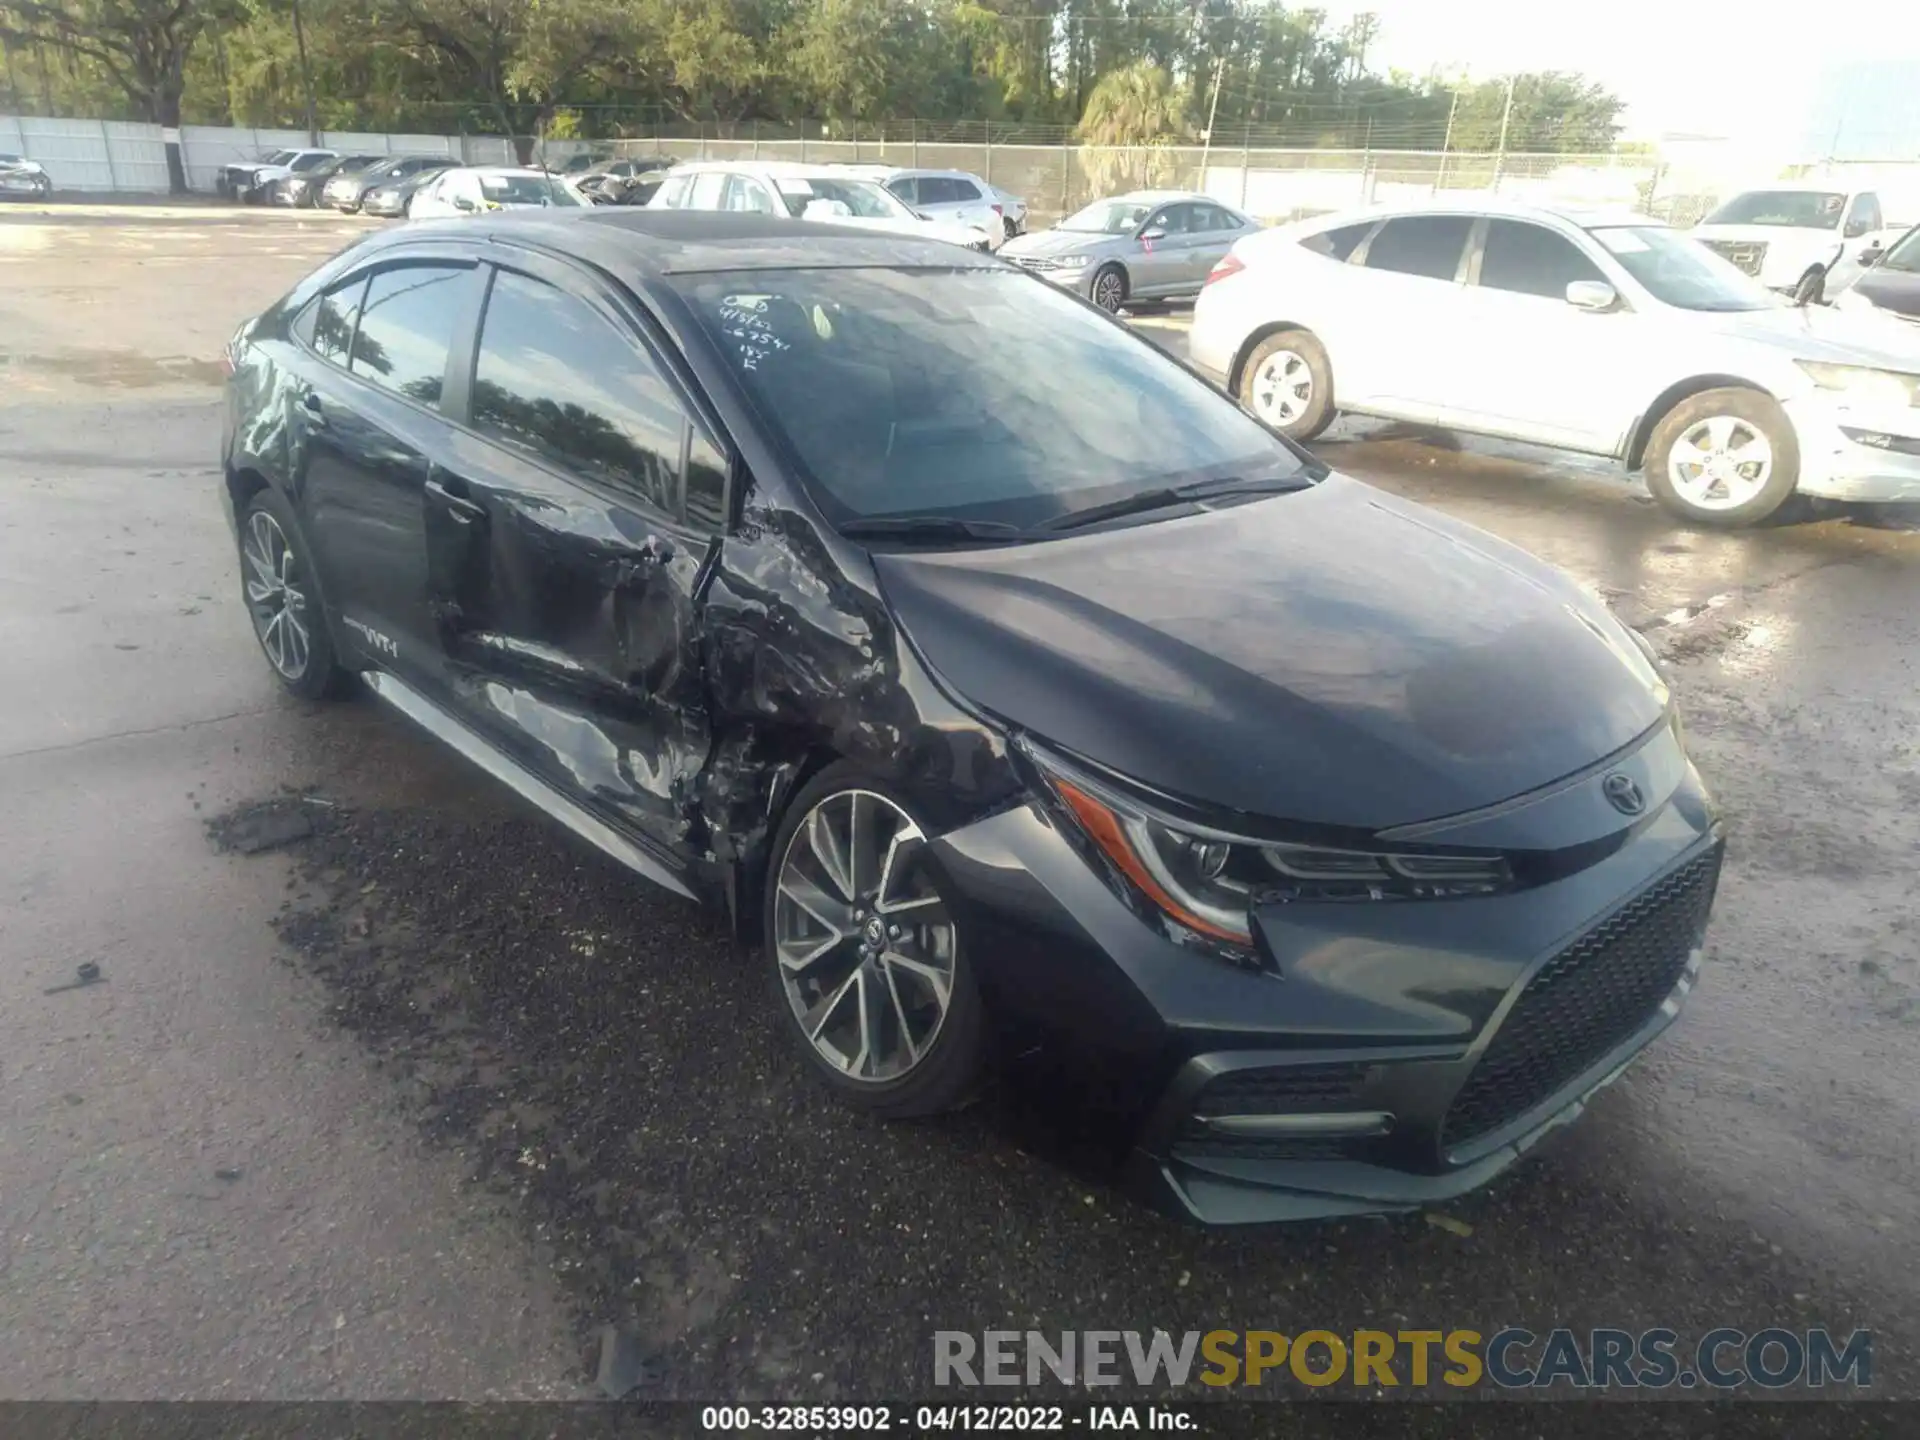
[819,214,982,247]
[1692,222,1838,247]
[1698,300,1920,368]
[1852,266,1920,320]
[873,476,1668,832]
[1003,228,1124,258]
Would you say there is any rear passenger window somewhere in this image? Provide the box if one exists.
[302,274,367,366]
[1363,216,1473,280]
[654,173,690,208]
[472,269,687,517]
[1301,221,1372,261]
[886,178,918,204]
[349,263,470,407]
[918,177,960,204]
[1478,220,1606,299]
[950,178,981,201]
[689,171,726,209]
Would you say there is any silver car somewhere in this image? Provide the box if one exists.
[999,191,1261,312]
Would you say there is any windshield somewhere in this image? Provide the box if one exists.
[672,267,1305,531]
[1878,225,1920,273]
[291,153,332,171]
[260,150,297,165]
[1058,199,1155,234]
[775,177,908,221]
[1589,226,1780,313]
[480,173,581,206]
[1704,190,1847,229]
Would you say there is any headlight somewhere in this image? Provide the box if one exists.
[1830,287,1877,313]
[1053,253,1092,268]
[1024,745,1511,956]
[1796,360,1919,407]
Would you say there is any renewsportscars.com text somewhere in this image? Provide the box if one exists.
[933,1328,1872,1391]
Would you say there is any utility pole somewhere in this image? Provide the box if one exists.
[1198,56,1225,183]
[291,0,319,145]
[1493,74,1516,188]
[1434,86,1459,193]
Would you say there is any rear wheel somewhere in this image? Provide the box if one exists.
[1090,264,1129,314]
[239,489,351,699]
[765,764,984,1118]
[1644,388,1800,527]
[1238,330,1336,442]
[1002,215,1019,242]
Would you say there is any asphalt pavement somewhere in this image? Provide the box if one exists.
[3,208,1917,1403]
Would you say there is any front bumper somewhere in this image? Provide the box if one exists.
[928,722,1723,1225]
[1006,258,1096,297]
[1786,391,1920,502]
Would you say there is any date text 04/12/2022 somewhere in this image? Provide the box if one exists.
[700,1405,1194,1431]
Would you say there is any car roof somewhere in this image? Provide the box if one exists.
[666,159,884,180]
[1291,198,1663,231]
[1724,180,1861,193]
[371,209,1003,277]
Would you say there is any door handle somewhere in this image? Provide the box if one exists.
[302,392,328,427]
[425,476,485,526]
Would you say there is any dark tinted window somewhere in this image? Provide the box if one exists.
[472,270,686,515]
[918,176,960,204]
[305,274,368,366]
[1364,215,1473,280]
[885,177,918,204]
[291,152,333,172]
[350,263,469,408]
[1478,220,1606,298]
[1302,221,1373,260]
[949,177,981,201]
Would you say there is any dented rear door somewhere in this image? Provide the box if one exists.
[424,256,722,862]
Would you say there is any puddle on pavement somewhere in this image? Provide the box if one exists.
[0,349,226,389]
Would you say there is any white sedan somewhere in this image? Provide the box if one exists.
[407,167,585,218]
[1190,199,1920,526]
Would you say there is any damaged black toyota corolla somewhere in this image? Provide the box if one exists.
[221,210,1723,1225]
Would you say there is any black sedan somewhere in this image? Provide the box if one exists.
[219,211,1723,1225]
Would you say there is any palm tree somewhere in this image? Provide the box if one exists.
[1075,61,1188,198]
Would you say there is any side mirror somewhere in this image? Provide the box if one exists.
[1860,243,1884,265]
[1139,227,1166,242]
[1565,280,1619,312]
[453,195,477,212]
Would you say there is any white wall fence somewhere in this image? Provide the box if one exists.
[7,113,1919,231]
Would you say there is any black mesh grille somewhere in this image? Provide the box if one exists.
[1190,1062,1368,1117]
[1441,847,1721,1154]
[1173,1134,1359,1163]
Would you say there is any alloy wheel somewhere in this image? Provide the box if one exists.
[1092,270,1126,313]
[1251,350,1313,426]
[773,790,957,1083]
[242,509,312,680]
[1667,415,1774,512]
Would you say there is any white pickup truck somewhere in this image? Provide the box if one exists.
[1690,183,1906,304]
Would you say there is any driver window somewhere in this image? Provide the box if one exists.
[1145,208,1176,235]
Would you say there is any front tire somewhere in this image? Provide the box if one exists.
[1238,329,1336,442]
[238,488,351,699]
[1793,267,1825,306]
[1002,215,1019,242]
[764,764,984,1118]
[1644,388,1800,527]
[1089,264,1129,314]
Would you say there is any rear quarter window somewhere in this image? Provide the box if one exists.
[1300,221,1373,261]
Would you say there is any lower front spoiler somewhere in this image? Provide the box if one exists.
[1124,995,1685,1227]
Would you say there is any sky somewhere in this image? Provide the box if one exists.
[1321,0,1920,150]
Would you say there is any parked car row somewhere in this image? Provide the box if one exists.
[643,161,1000,252]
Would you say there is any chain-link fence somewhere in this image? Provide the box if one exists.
[8,111,1919,231]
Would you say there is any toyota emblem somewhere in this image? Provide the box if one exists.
[1602,773,1646,816]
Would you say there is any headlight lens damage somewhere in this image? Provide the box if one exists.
[1028,747,1510,953]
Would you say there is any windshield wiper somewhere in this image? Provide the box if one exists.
[838,515,1028,544]
[1031,474,1312,535]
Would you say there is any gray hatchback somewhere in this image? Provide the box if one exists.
[999,190,1261,312]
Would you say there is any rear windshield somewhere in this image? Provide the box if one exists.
[671,267,1304,528]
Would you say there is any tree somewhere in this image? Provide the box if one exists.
[375,0,636,160]
[1075,59,1185,195]
[0,0,243,190]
